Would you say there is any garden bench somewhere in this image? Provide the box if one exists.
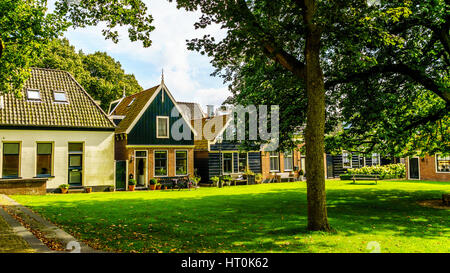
[157,176,194,190]
[351,174,380,185]
[230,174,247,186]
[276,172,295,182]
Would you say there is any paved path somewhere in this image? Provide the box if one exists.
[0,194,100,253]
[0,208,36,253]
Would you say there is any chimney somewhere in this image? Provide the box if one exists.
[94,100,101,106]
[207,105,215,118]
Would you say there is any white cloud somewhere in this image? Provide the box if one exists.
[60,0,230,109]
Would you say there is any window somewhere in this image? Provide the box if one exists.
[436,154,450,173]
[269,152,280,172]
[36,143,52,177]
[223,153,233,174]
[342,151,352,168]
[284,151,294,171]
[53,91,67,102]
[154,151,168,176]
[372,153,380,166]
[2,143,20,178]
[156,116,169,138]
[238,152,247,173]
[127,98,135,107]
[26,89,41,101]
[175,151,188,175]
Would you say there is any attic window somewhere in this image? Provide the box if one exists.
[53,91,67,102]
[26,89,41,101]
[127,98,135,107]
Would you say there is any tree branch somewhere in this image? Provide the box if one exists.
[325,63,449,104]
[235,0,307,80]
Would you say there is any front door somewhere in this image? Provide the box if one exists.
[115,160,127,190]
[135,151,147,187]
[409,158,420,179]
[68,143,83,186]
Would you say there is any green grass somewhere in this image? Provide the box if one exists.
[11,180,450,253]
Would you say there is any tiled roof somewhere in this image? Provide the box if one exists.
[177,102,206,120]
[192,115,230,150]
[0,68,115,130]
[110,85,160,133]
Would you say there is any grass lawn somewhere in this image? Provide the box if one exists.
[10,180,450,253]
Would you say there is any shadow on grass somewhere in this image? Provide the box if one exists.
[12,183,450,253]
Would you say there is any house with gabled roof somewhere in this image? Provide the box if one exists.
[0,68,116,193]
[109,77,197,189]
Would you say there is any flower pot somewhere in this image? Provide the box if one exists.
[85,187,92,193]
[128,185,136,191]
[150,184,156,190]
[156,185,161,190]
[61,188,68,194]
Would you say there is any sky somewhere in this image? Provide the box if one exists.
[54,0,230,111]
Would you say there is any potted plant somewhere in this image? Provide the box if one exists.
[59,184,69,194]
[191,175,201,187]
[85,187,92,193]
[223,175,232,186]
[255,173,263,184]
[244,169,255,184]
[149,178,157,190]
[211,176,220,187]
[298,169,304,181]
[128,179,136,191]
[109,186,115,192]
[156,182,161,190]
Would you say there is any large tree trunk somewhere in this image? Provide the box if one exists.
[304,0,330,231]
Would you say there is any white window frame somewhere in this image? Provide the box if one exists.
[26,89,41,101]
[154,150,168,177]
[371,153,380,166]
[222,152,234,174]
[53,90,68,103]
[175,150,188,176]
[237,152,248,173]
[342,151,352,169]
[134,150,148,186]
[435,154,450,173]
[269,152,280,172]
[283,151,294,171]
[156,116,170,139]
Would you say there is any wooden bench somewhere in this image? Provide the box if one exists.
[351,174,380,185]
[158,176,192,190]
[230,174,248,186]
[276,172,295,182]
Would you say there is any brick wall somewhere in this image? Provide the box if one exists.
[261,145,303,180]
[126,147,195,183]
[0,178,47,195]
[411,155,450,182]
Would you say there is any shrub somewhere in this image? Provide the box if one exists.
[59,184,70,189]
[345,163,406,179]
[149,178,157,185]
[128,179,136,186]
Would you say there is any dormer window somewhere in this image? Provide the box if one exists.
[156,116,169,138]
[26,89,41,101]
[53,91,67,102]
[127,98,135,107]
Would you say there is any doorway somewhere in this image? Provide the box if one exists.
[409,157,420,179]
[68,143,83,186]
[135,151,147,187]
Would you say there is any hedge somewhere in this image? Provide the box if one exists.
[341,163,406,179]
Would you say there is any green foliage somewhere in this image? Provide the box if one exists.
[59,184,70,190]
[1,0,153,96]
[128,179,136,186]
[149,178,157,185]
[32,38,142,110]
[344,164,406,179]
[191,175,201,185]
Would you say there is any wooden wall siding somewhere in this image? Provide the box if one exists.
[328,154,395,177]
[127,88,194,145]
[208,152,221,179]
[248,152,262,173]
[210,141,241,151]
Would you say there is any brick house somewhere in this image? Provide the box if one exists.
[406,155,450,181]
[0,68,116,193]
[109,78,196,189]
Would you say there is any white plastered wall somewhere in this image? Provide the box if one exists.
[0,130,115,189]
